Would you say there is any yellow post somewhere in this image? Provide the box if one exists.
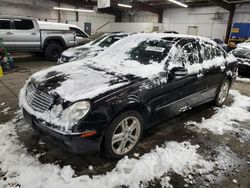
[0,65,3,77]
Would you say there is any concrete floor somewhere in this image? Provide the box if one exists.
[0,54,250,188]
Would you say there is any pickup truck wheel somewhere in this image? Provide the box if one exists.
[45,43,63,61]
[104,111,143,159]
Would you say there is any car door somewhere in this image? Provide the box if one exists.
[147,41,207,126]
[0,18,15,50]
[13,19,40,50]
[200,42,227,99]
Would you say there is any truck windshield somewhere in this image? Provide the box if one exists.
[129,40,173,64]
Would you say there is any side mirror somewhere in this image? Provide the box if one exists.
[169,67,187,80]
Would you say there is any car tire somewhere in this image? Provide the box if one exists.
[45,43,63,61]
[103,111,144,159]
[215,79,230,107]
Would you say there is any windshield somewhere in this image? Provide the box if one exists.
[98,35,128,48]
[129,39,173,64]
[91,35,108,46]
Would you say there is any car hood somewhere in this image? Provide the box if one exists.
[29,61,137,102]
[62,46,102,57]
[237,42,250,49]
[233,48,250,59]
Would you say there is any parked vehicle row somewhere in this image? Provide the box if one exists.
[20,33,238,159]
[0,15,89,61]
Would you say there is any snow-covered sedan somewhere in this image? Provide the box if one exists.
[232,46,250,76]
[57,32,129,64]
[20,33,238,159]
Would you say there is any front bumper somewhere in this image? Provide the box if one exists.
[238,63,250,75]
[237,58,250,76]
[22,108,103,154]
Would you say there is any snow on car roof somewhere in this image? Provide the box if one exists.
[85,33,218,76]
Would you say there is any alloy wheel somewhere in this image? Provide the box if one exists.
[111,116,141,155]
[218,80,229,105]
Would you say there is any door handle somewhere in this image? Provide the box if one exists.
[31,32,37,35]
[6,32,13,35]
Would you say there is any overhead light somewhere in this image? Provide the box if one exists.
[53,7,75,11]
[118,3,132,8]
[76,9,94,13]
[168,0,188,8]
[53,7,94,13]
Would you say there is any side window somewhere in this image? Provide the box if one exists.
[0,19,11,29]
[176,42,199,67]
[70,27,88,38]
[200,42,218,61]
[14,19,34,30]
[216,46,226,57]
[200,42,227,64]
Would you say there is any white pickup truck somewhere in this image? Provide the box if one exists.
[0,15,89,60]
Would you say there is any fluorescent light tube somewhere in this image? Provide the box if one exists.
[168,0,188,8]
[53,7,75,11]
[76,9,94,13]
[118,3,132,8]
[53,7,94,13]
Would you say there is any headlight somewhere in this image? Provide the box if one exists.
[61,101,91,128]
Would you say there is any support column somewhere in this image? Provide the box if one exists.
[158,10,163,23]
[225,5,235,44]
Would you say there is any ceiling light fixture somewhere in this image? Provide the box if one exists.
[118,3,132,8]
[76,9,94,13]
[53,7,94,13]
[53,7,75,11]
[168,0,188,8]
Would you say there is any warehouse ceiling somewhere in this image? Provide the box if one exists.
[58,0,250,16]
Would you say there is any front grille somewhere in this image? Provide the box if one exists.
[26,84,54,113]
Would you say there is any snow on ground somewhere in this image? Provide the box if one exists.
[236,77,250,83]
[0,107,10,114]
[185,90,250,137]
[2,90,250,188]
[0,114,213,188]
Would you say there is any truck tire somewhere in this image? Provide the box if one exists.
[45,43,63,61]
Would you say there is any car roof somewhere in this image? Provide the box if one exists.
[129,33,216,46]
[0,15,34,20]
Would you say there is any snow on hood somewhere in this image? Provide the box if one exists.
[61,46,102,57]
[237,41,250,49]
[25,61,131,102]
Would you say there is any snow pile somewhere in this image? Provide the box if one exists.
[0,116,214,188]
[236,77,250,83]
[186,90,250,136]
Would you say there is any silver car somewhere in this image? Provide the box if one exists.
[58,33,129,64]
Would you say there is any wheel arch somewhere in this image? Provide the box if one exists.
[99,102,150,153]
[43,37,66,49]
